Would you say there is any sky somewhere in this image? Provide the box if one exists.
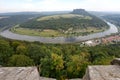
[0,0,120,13]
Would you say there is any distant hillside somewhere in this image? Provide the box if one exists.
[19,9,108,31]
[0,11,70,16]
[0,14,41,30]
[103,14,120,26]
[103,14,120,32]
[0,11,45,16]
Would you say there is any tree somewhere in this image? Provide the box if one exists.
[11,41,21,51]
[66,53,90,78]
[93,56,115,65]
[28,44,50,65]
[8,55,34,66]
[40,53,64,79]
[51,53,64,71]
[0,40,13,66]
[16,45,28,55]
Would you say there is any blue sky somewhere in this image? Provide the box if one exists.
[0,0,120,13]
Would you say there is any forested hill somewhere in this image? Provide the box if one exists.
[20,9,109,30]
[0,14,41,29]
[103,14,120,26]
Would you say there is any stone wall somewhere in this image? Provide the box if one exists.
[111,58,120,65]
[83,58,120,80]
[0,58,120,80]
[0,67,40,80]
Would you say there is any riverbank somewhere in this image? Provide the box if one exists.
[0,22,118,43]
[10,26,107,37]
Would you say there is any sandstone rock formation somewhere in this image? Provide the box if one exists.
[83,65,120,80]
[111,58,120,65]
[83,58,120,80]
[71,9,90,16]
[0,67,40,80]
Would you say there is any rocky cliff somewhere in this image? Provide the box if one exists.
[71,9,90,16]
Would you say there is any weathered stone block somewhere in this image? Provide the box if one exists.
[111,58,120,65]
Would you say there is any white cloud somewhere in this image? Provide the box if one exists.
[1,0,120,12]
[34,0,81,11]
[26,0,33,2]
[80,0,120,11]
[40,0,57,5]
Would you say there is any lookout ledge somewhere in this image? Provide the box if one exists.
[0,58,120,80]
[83,58,120,80]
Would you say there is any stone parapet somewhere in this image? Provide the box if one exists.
[111,58,120,65]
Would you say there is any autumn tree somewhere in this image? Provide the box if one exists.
[40,53,64,79]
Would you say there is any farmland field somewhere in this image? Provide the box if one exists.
[10,26,107,37]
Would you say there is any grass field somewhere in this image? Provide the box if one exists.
[37,14,92,21]
[10,25,108,37]
[10,27,65,37]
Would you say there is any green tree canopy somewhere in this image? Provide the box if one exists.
[40,53,64,79]
[0,40,13,66]
[66,54,90,78]
[8,55,34,66]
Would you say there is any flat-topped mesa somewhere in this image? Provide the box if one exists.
[73,9,85,12]
[71,9,90,16]
[111,58,120,65]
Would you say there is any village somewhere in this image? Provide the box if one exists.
[81,34,120,46]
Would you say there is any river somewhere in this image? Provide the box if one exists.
[0,22,118,43]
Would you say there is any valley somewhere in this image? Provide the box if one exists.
[0,21,118,43]
[0,9,119,80]
[9,9,109,38]
[1,0,120,80]
[0,9,118,43]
